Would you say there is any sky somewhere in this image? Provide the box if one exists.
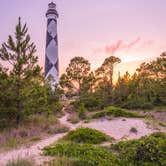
[0,0,166,78]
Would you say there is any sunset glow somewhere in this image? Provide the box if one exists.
[0,0,165,77]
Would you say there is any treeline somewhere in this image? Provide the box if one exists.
[60,53,166,110]
[0,18,62,127]
[0,18,165,127]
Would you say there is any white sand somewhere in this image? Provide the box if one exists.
[0,113,156,166]
[83,118,155,140]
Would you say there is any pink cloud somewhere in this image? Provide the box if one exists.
[105,40,123,55]
[105,38,142,55]
[93,37,154,56]
[126,37,141,51]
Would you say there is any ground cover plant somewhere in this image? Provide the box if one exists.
[44,142,120,166]
[92,106,145,119]
[111,132,166,166]
[43,132,166,166]
[62,127,113,144]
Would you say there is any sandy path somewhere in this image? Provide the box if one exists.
[0,112,156,165]
[0,133,65,166]
[0,113,71,166]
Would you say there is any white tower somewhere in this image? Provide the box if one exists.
[45,2,59,85]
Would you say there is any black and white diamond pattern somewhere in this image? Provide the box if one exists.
[45,17,59,83]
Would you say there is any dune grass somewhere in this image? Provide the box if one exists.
[6,158,34,166]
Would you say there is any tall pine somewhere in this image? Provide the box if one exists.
[0,18,47,124]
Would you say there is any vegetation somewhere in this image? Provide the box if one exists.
[44,132,166,166]
[47,126,69,135]
[61,53,166,111]
[44,142,120,166]
[0,17,165,166]
[0,17,46,125]
[0,18,63,129]
[92,106,144,119]
[6,158,34,166]
[111,132,166,166]
[62,128,112,144]
[60,57,91,96]
[0,114,67,150]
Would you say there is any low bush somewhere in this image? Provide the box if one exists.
[73,94,105,112]
[111,132,166,166]
[63,128,112,144]
[52,102,63,113]
[78,104,86,119]
[93,106,144,119]
[44,132,166,166]
[49,156,78,166]
[44,142,120,166]
[121,98,154,110]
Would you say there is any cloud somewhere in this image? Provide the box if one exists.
[105,40,123,55]
[93,37,154,57]
[105,37,142,55]
[126,37,141,51]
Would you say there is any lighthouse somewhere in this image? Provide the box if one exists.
[45,2,59,85]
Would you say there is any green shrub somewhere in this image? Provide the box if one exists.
[52,102,63,113]
[6,158,34,166]
[49,156,78,166]
[63,128,112,144]
[159,122,166,127]
[44,142,120,166]
[78,104,86,119]
[93,106,144,119]
[122,98,153,109]
[73,94,105,111]
[112,132,166,166]
[44,132,166,166]
[150,132,166,139]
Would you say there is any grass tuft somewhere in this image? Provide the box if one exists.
[6,158,34,166]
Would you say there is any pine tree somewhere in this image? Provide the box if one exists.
[0,18,46,124]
